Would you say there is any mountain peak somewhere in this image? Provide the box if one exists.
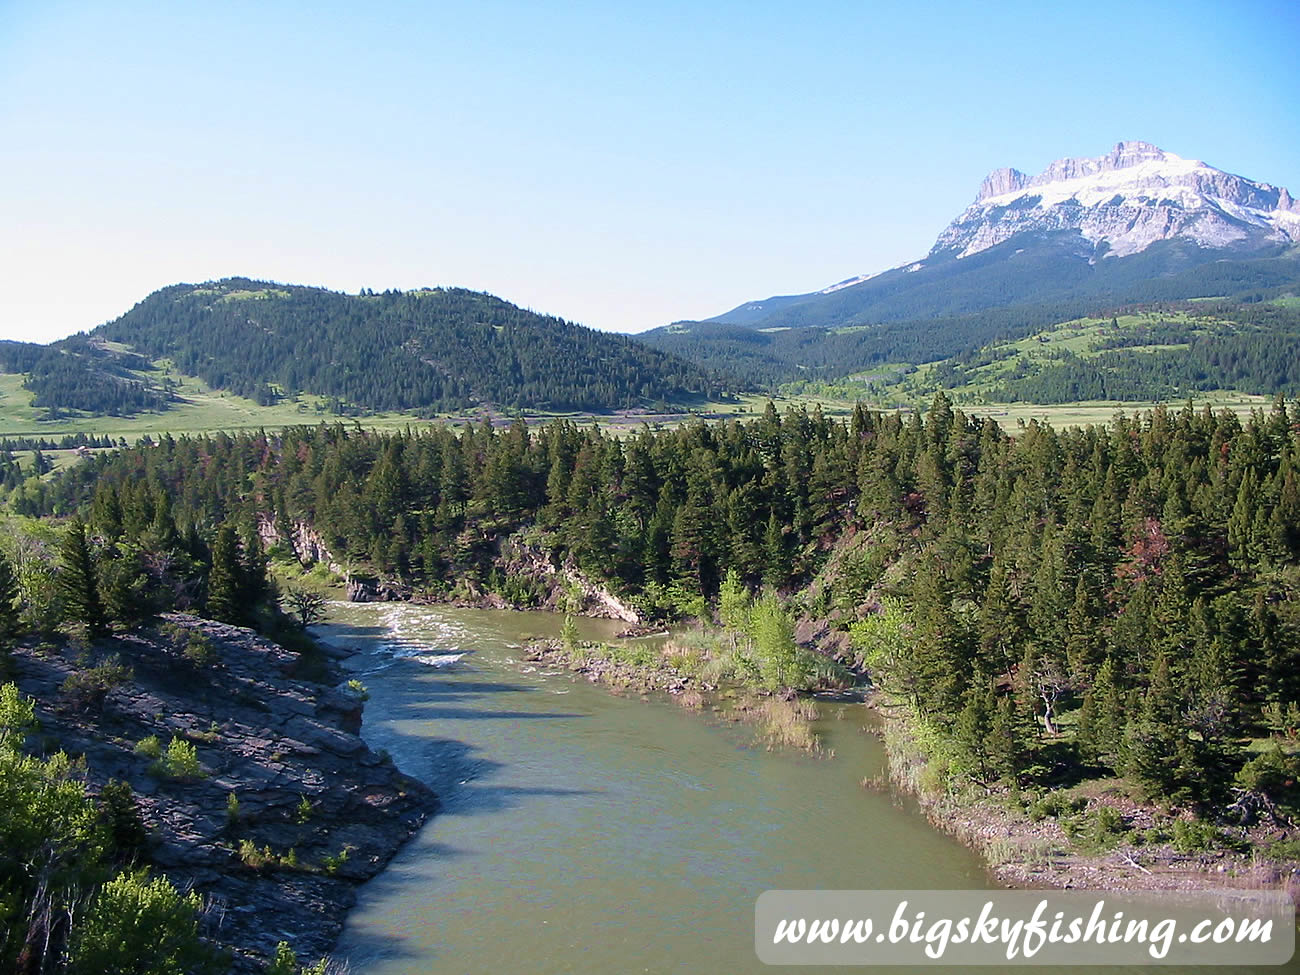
[975,143,1178,202]
[938,141,1299,259]
[976,167,1029,201]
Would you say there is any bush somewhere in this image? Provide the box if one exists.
[493,572,545,608]
[0,681,36,741]
[16,557,62,635]
[1236,744,1300,808]
[60,655,132,709]
[67,869,217,975]
[158,622,218,667]
[152,737,202,780]
[1171,818,1220,852]
[1261,837,1300,860]
[181,632,216,667]
[673,586,709,622]
[98,779,148,861]
[266,941,329,975]
[321,845,353,876]
[1062,805,1126,852]
[238,840,302,873]
[134,735,162,760]
[560,613,579,653]
[238,839,276,871]
[1026,792,1086,822]
[0,686,107,971]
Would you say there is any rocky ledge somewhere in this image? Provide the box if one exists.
[8,614,436,972]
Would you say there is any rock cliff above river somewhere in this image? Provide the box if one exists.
[7,614,435,972]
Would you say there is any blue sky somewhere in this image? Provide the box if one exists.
[2,0,1297,342]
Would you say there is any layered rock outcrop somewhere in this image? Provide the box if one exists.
[8,615,435,971]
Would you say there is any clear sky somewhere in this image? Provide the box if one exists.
[2,0,1297,343]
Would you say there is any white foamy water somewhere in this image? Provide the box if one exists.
[401,652,467,668]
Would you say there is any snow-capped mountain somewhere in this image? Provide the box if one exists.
[932,141,1300,260]
[671,140,1300,333]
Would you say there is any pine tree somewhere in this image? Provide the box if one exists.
[1064,577,1102,683]
[0,550,21,640]
[953,683,996,785]
[988,693,1023,786]
[206,525,243,625]
[57,519,108,637]
[1227,470,1258,568]
[1124,652,1181,798]
[762,512,787,589]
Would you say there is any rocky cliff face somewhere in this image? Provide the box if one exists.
[9,615,435,972]
[257,516,344,575]
[935,141,1300,259]
[496,534,642,622]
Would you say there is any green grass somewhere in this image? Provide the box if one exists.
[0,368,406,440]
[847,304,1277,423]
[0,358,766,446]
[952,396,1274,429]
[0,303,1284,451]
[0,367,1273,446]
[214,288,291,302]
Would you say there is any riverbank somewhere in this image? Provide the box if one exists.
[7,614,436,971]
[870,693,1300,899]
[521,633,831,753]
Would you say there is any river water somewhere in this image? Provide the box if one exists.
[326,602,1298,974]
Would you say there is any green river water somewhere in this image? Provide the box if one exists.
[324,602,1298,974]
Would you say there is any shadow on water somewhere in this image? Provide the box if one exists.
[385,670,589,722]
[390,679,534,696]
[332,932,428,970]
[392,704,587,721]
[313,622,390,641]
[362,670,601,811]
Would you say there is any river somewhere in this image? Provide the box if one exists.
[325,602,1298,974]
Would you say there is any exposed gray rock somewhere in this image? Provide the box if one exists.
[257,516,346,574]
[8,614,435,972]
[496,534,641,622]
[345,575,410,602]
[976,166,1028,201]
[935,140,1300,260]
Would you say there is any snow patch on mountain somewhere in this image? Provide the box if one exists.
[933,141,1300,260]
[819,271,882,294]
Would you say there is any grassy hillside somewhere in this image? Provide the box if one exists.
[882,297,1300,405]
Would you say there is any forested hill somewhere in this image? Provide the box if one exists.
[90,278,730,412]
[641,249,1300,391]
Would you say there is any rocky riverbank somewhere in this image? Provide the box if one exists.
[521,635,831,753]
[869,693,1300,899]
[7,614,436,972]
[522,637,703,696]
